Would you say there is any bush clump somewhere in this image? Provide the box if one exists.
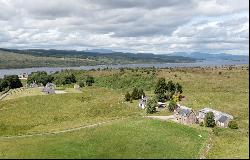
[168,100,177,112]
[146,99,157,114]
[204,112,216,127]
[228,120,239,129]
[199,122,204,127]
[124,92,131,101]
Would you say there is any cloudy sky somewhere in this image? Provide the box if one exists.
[0,0,249,55]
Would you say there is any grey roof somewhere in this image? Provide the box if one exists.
[218,115,229,123]
[45,83,55,88]
[199,107,233,120]
[176,106,193,117]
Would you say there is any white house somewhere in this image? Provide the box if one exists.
[139,96,148,109]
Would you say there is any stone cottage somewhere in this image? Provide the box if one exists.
[42,83,56,94]
[174,105,197,124]
[198,107,233,128]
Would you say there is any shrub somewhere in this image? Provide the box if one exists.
[154,78,167,95]
[228,120,239,129]
[146,99,157,114]
[1,75,23,91]
[199,122,204,127]
[86,76,95,86]
[168,100,177,112]
[131,87,140,100]
[27,71,53,86]
[138,89,145,98]
[53,73,76,85]
[175,83,183,94]
[78,81,85,88]
[204,112,216,127]
[129,98,133,103]
[120,68,125,73]
[166,80,176,93]
[172,94,180,103]
[124,92,131,101]
[155,93,165,102]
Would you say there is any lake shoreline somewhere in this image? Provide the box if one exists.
[0,60,248,78]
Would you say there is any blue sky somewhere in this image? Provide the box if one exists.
[0,0,249,55]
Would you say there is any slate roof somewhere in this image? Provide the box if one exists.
[199,107,233,120]
[176,106,193,117]
[218,115,229,123]
[45,83,55,88]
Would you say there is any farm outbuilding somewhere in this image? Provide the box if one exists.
[174,105,197,124]
[42,83,56,94]
[198,107,233,128]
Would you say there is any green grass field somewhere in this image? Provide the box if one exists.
[0,118,208,159]
[157,66,249,158]
[0,65,248,158]
[0,87,141,136]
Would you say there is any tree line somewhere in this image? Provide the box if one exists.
[125,87,145,102]
[0,75,23,92]
[143,77,184,114]
[27,71,95,87]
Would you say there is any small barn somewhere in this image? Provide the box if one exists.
[174,105,197,124]
[42,83,56,94]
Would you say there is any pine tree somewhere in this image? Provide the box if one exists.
[146,99,157,114]
[131,87,140,100]
[139,89,145,98]
[154,78,167,102]
[204,112,216,127]
[175,82,183,94]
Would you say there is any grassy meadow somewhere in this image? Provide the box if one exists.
[155,66,249,158]
[0,65,248,158]
[0,87,141,136]
[0,118,208,159]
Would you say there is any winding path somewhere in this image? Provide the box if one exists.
[0,118,122,139]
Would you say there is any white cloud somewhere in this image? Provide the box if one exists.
[0,0,248,55]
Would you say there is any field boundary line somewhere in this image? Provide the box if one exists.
[0,117,129,139]
[199,132,214,159]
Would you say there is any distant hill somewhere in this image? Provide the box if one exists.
[168,52,249,61]
[0,49,100,69]
[85,49,115,54]
[0,48,196,69]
